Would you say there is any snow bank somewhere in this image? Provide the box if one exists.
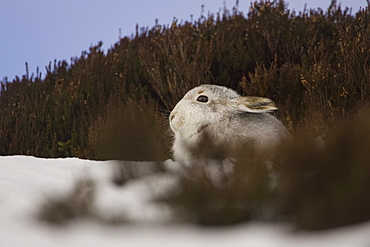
[1,155,369,247]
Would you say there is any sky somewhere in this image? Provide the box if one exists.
[0,0,367,81]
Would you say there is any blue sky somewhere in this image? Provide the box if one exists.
[0,0,367,81]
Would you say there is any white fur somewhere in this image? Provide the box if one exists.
[169,84,290,161]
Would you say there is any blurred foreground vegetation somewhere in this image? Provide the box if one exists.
[1,0,370,230]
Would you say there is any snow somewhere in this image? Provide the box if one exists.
[1,155,370,247]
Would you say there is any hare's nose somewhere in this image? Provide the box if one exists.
[170,112,176,122]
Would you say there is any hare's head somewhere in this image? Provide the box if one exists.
[169,84,284,161]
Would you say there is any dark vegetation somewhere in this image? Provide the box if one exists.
[1,0,369,159]
[2,0,369,230]
[39,179,96,225]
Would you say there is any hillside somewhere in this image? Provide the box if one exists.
[0,1,368,159]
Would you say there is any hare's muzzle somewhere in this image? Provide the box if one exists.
[170,112,176,122]
[169,111,177,131]
[169,110,186,132]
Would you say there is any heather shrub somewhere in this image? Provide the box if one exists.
[1,1,368,158]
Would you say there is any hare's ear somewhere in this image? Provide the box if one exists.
[234,96,278,113]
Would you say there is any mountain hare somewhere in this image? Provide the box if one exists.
[169,84,290,161]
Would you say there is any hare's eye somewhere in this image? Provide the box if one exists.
[197,95,208,103]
